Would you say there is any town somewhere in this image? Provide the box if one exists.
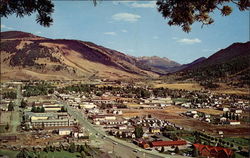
[0,80,249,158]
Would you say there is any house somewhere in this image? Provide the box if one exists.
[193,144,233,158]
[150,140,187,147]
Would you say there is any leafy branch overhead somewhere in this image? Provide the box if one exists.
[0,0,249,32]
[156,0,250,32]
[0,0,54,27]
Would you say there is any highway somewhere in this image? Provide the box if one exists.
[57,97,186,158]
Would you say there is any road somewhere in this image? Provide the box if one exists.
[57,97,186,158]
[10,84,22,133]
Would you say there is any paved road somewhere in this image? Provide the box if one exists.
[57,97,186,158]
[10,84,22,133]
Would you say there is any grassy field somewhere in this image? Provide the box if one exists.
[197,109,224,115]
[0,150,81,158]
[0,149,18,158]
[153,83,203,91]
[223,137,250,147]
[0,112,12,124]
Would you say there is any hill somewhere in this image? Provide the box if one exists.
[0,31,159,81]
[176,42,250,87]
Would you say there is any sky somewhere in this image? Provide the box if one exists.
[1,1,249,64]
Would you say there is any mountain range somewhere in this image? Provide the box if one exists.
[1,31,249,85]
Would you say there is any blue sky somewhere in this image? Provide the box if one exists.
[1,1,249,64]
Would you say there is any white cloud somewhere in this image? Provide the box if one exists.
[177,38,201,44]
[121,29,128,33]
[172,37,178,40]
[112,13,141,22]
[202,48,220,52]
[131,1,156,8]
[36,31,42,34]
[1,24,14,30]
[104,32,117,36]
[153,36,159,39]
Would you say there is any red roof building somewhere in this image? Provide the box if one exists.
[193,144,234,158]
[150,140,187,147]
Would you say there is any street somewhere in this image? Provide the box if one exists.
[58,97,185,158]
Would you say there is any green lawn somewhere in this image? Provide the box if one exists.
[0,150,81,158]
[34,151,81,158]
[181,135,195,143]
[0,149,18,158]
[223,137,249,147]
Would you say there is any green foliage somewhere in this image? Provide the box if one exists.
[59,106,67,112]
[156,0,249,32]
[193,147,199,157]
[31,106,45,113]
[174,146,180,154]
[16,149,29,158]
[3,91,17,99]
[160,146,165,153]
[1,0,54,27]
[21,99,28,108]
[8,101,15,111]
[69,143,76,153]
[181,55,250,86]
[23,83,54,97]
[134,126,144,138]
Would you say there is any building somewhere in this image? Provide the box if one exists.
[79,102,96,109]
[29,118,75,128]
[193,144,233,158]
[228,120,240,125]
[59,128,72,135]
[149,127,161,134]
[150,140,187,147]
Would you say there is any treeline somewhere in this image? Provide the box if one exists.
[182,55,250,86]
[5,41,61,68]
[16,142,99,158]
[2,91,17,99]
[23,83,54,97]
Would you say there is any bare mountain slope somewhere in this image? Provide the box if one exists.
[1,31,159,80]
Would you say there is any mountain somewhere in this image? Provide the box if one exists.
[136,56,181,74]
[172,57,207,72]
[177,41,250,86]
[0,31,159,80]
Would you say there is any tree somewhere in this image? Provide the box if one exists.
[160,146,165,153]
[1,0,54,27]
[80,151,86,158]
[41,107,45,113]
[69,143,76,153]
[21,99,28,108]
[16,149,29,158]
[8,101,15,111]
[156,0,249,32]
[5,123,10,131]
[238,146,243,151]
[174,146,180,154]
[193,147,199,157]
[48,88,54,94]
[134,126,144,138]
[1,0,249,32]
